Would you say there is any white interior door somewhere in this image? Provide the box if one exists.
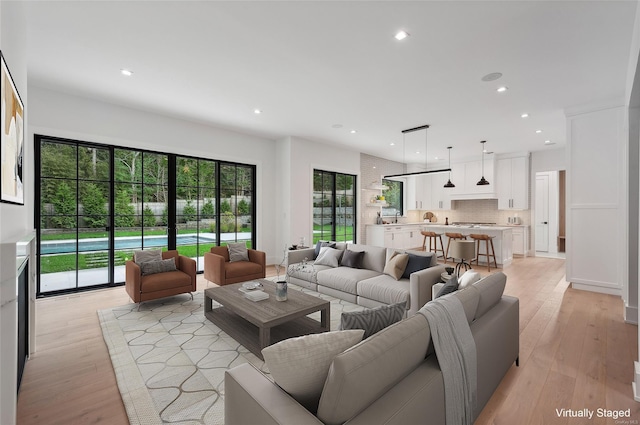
[536,174,550,251]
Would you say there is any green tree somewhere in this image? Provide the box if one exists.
[220,200,232,214]
[52,182,76,228]
[201,200,215,218]
[143,206,156,227]
[160,206,168,226]
[115,190,135,227]
[237,199,249,215]
[183,200,196,222]
[81,183,106,228]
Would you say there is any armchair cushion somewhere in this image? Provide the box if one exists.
[225,261,263,279]
[140,258,177,276]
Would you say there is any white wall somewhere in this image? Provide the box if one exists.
[531,148,566,173]
[28,85,279,262]
[566,104,626,296]
[0,2,28,423]
[275,137,360,256]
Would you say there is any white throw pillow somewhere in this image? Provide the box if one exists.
[314,246,343,267]
[262,330,365,413]
[458,270,482,289]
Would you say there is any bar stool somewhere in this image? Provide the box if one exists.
[421,231,445,260]
[469,234,498,272]
[444,232,467,264]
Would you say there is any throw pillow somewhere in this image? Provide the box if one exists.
[227,242,249,262]
[458,270,481,289]
[314,240,336,259]
[139,258,177,276]
[339,301,407,339]
[401,253,433,279]
[340,250,364,268]
[436,274,459,298]
[262,329,365,413]
[134,249,162,265]
[383,252,409,280]
[314,246,343,267]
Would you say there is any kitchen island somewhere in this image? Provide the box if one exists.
[365,223,513,267]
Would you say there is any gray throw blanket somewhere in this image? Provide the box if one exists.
[419,296,477,425]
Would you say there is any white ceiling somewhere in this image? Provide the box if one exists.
[24,1,637,165]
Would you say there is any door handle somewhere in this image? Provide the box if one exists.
[542,221,548,224]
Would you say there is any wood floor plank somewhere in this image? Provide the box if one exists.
[16,258,640,425]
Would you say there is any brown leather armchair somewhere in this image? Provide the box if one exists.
[125,250,196,303]
[204,246,266,286]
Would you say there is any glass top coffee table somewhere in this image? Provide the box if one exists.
[204,279,330,359]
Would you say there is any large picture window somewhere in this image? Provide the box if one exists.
[313,170,356,244]
[382,179,403,217]
[36,135,256,295]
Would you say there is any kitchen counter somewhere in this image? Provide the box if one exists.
[365,223,513,266]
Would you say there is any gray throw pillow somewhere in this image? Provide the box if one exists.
[436,274,459,298]
[228,242,250,262]
[339,301,407,338]
[134,249,162,265]
[401,253,432,279]
[340,250,364,268]
[140,258,177,276]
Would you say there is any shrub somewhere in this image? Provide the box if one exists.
[81,183,106,228]
[52,182,76,228]
[143,206,156,227]
[115,190,135,227]
[237,199,249,215]
[220,200,232,214]
[201,200,215,218]
[183,200,196,222]
[220,211,236,233]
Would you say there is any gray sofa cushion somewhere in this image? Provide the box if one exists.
[453,285,481,324]
[288,263,330,284]
[347,243,387,273]
[317,314,431,425]
[473,272,507,319]
[357,274,410,306]
[317,267,381,295]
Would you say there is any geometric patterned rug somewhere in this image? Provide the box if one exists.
[98,284,365,425]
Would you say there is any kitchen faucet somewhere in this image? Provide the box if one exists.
[395,211,400,223]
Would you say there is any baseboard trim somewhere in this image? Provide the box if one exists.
[571,282,621,296]
[625,304,638,325]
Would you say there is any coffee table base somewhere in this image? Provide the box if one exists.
[205,306,327,360]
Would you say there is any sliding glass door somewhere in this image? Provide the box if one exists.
[39,140,112,292]
[36,136,257,295]
[313,170,356,244]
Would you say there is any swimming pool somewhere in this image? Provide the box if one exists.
[40,234,218,255]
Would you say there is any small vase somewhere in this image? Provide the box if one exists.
[276,281,288,301]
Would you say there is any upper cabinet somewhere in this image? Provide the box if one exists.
[429,172,452,210]
[496,154,529,210]
[407,173,452,210]
[448,158,496,199]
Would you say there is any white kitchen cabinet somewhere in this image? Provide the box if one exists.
[429,173,452,210]
[366,224,425,249]
[448,159,496,198]
[407,175,429,210]
[511,226,529,256]
[497,155,529,210]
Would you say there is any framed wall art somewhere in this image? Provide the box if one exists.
[1,51,25,205]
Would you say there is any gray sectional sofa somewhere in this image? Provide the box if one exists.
[285,243,446,316]
[225,272,519,425]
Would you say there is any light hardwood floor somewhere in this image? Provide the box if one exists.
[17,257,640,424]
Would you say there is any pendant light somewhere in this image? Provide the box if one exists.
[477,140,490,186]
[444,146,455,188]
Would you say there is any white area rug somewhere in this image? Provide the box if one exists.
[98,285,364,425]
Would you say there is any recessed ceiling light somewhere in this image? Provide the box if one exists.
[373,166,377,169]
[521,113,529,118]
[496,86,508,93]
[394,30,409,41]
[350,130,357,134]
[254,109,262,114]
[416,151,420,154]
[544,140,555,145]
[120,69,133,76]
[481,72,503,82]
[390,142,395,146]
[535,129,543,134]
